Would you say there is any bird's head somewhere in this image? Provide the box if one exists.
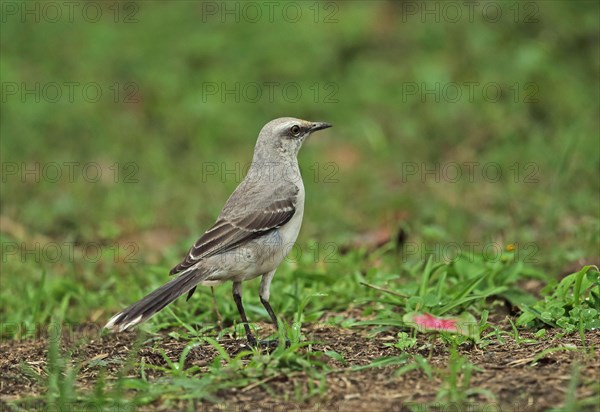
[253,117,332,161]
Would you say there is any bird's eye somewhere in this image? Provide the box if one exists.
[290,125,301,137]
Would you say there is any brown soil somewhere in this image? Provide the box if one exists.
[0,322,598,411]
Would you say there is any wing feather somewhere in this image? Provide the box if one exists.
[169,198,296,275]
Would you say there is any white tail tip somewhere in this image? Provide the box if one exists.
[104,313,143,332]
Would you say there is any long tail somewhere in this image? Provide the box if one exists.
[104,269,206,332]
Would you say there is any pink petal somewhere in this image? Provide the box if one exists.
[412,313,458,332]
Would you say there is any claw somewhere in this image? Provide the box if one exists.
[245,338,290,348]
[246,335,258,347]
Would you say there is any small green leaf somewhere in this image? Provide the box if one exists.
[580,308,597,320]
[586,269,600,285]
[585,318,600,330]
[323,350,346,366]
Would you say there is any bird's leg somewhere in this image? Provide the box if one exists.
[232,282,257,346]
[259,297,279,327]
[259,271,290,347]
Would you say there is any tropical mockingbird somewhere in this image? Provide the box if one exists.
[104,117,332,345]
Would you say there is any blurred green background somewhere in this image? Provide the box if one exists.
[1,1,598,325]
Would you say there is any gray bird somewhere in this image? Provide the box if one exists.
[105,117,332,346]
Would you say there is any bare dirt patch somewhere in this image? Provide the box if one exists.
[1,323,598,411]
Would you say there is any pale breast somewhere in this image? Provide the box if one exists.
[277,182,305,246]
[201,182,305,283]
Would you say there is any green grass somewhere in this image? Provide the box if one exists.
[1,1,598,410]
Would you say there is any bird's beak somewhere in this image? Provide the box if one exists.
[309,122,332,132]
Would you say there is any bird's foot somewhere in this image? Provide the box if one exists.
[258,338,291,348]
[245,336,290,349]
[245,334,258,347]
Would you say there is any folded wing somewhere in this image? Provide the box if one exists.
[169,198,296,276]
